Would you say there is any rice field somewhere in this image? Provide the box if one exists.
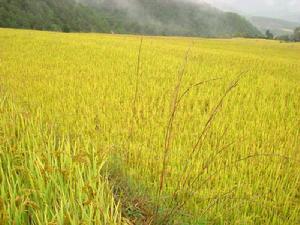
[0,28,300,225]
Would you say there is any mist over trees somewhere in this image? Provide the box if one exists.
[274,27,300,42]
[294,27,300,41]
[0,0,262,37]
[265,30,274,39]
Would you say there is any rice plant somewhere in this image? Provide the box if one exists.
[0,28,299,224]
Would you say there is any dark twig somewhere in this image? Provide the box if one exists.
[132,37,144,117]
[161,72,248,223]
[177,77,223,105]
[156,43,193,219]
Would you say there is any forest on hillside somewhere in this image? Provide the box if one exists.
[0,0,263,37]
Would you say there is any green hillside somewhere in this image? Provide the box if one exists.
[0,0,262,37]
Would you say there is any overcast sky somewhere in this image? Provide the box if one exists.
[202,0,300,22]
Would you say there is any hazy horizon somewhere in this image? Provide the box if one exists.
[203,0,300,22]
[78,0,300,22]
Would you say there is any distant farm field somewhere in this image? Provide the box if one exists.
[0,28,300,225]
